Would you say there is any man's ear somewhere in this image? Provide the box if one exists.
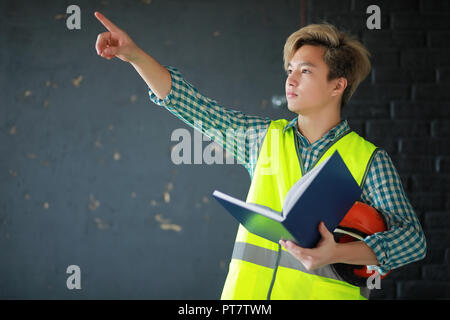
[332,77,347,97]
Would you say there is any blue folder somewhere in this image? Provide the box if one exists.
[212,150,362,248]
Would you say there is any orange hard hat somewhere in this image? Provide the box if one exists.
[332,201,390,287]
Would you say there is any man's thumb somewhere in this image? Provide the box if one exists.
[319,222,332,238]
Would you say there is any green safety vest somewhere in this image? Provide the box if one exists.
[221,119,379,300]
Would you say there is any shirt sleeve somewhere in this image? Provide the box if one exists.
[148,65,272,176]
[361,149,427,275]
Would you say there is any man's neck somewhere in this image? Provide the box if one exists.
[296,108,341,145]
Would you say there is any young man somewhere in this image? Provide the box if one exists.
[94,12,426,300]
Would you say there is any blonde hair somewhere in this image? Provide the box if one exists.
[283,23,371,108]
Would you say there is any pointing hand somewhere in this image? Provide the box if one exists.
[94,11,140,63]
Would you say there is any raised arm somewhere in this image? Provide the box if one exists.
[94,11,171,99]
[94,11,272,176]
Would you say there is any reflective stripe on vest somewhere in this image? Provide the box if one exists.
[221,119,378,300]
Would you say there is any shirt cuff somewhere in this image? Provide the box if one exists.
[148,65,182,106]
[363,232,391,275]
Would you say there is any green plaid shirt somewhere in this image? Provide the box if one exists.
[148,66,427,276]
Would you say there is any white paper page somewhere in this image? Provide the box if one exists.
[213,190,284,222]
[282,156,331,216]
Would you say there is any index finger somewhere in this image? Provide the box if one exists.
[94,11,120,32]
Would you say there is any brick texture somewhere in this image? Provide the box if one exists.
[307,0,450,299]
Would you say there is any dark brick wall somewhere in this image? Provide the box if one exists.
[308,0,450,299]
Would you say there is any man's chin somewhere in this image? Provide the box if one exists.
[287,104,304,114]
[288,102,319,116]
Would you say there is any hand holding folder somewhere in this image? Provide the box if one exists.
[212,151,362,248]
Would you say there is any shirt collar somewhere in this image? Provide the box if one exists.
[283,116,350,145]
[283,116,299,134]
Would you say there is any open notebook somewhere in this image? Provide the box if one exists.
[212,150,362,248]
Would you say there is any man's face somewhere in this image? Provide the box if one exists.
[285,44,341,115]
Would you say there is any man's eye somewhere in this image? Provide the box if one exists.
[302,69,310,74]
[286,69,292,75]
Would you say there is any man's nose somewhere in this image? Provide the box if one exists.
[287,73,298,87]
